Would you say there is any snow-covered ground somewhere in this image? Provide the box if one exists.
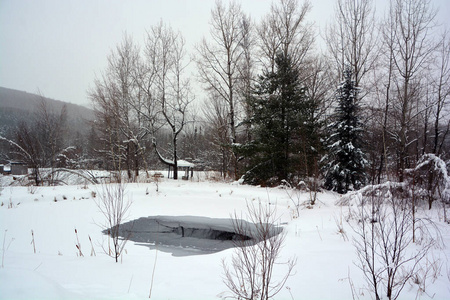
[0,172,449,300]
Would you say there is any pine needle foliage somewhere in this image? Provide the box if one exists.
[321,66,367,193]
[241,53,310,185]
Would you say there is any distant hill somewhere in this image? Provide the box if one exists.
[0,86,95,138]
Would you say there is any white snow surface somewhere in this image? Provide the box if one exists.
[0,173,449,300]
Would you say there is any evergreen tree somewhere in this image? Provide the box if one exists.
[321,67,367,193]
[241,53,309,185]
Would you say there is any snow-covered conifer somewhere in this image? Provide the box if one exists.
[241,52,308,185]
[321,66,367,193]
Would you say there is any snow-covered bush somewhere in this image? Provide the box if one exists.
[340,154,450,222]
[405,153,450,209]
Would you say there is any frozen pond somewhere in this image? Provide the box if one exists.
[106,216,282,256]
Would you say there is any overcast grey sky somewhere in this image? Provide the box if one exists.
[0,0,449,107]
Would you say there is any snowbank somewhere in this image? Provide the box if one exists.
[0,176,449,299]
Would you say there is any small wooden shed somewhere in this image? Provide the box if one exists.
[11,162,28,175]
[176,160,195,180]
[153,144,194,180]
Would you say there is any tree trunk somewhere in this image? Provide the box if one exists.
[134,142,139,179]
[398,75,410,182]
[173,132,178,180]
[126,142,132,180]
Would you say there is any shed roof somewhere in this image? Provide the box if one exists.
[176,160,195,168]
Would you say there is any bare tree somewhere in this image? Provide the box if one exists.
[325,0,378,90]
[352,184,441,300]
[89,76,123,171]
[258,0,314,72]
[368,5,399,184]
[388,0,437,181]
[0,96,67,185]
[196,0,247,179]
[222,201,296,300]
[258,0,314,73]
[303,56,335,117]
[203,90,232,178]
[96,177,131,263]
[136,34,163,139]
[431,30,450,156]
[145,22,193,180]
[301,55,333,182]
[35,97,68,174]
[89,35,149,181]
[236,14,256,148]
[257,8,279,74]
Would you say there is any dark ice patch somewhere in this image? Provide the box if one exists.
[104,215,282,256]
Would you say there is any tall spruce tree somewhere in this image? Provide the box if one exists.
[241,53,309,185]
[322,67,367,193]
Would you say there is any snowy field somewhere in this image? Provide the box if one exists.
[0,172,449,300]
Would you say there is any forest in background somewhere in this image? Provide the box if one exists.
[0,0,449,193]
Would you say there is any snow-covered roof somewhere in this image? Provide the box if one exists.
[177,160,195,168]
[160,158,194,168]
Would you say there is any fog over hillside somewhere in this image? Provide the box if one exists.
[0,86,93,117]
[0,86,94,137]
[0,87,97,166]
